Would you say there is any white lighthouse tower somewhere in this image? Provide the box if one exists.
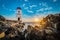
[16,7,22,24]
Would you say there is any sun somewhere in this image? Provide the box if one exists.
[34,18,39,22]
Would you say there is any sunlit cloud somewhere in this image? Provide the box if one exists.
[36,7,53,12]
[27,10,34,13]
[30,5,37,9]
[44,7,52,10]
[36,8,44,12]
[23,4,29,10]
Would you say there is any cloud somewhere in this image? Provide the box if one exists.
[42,2,48,7]
[9,9,15,12]
[39,2,48,7]
[44,7,52,10]
[39,3,42,6]
[53,0,57,2]
[36,8,44,12]
[27,10,34,13]
[36,7,52,12]
[23,4,29,10]
[24,0,28,2]
[23,4,25,7]
[24,7,28,9]
[30,5,37,8]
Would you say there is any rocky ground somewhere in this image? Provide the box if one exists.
[0,14,60,40]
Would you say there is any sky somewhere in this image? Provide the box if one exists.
[0,0,60,22]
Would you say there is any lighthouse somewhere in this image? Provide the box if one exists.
[16,7,22,24]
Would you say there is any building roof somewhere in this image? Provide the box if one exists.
[17,7,21,10]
